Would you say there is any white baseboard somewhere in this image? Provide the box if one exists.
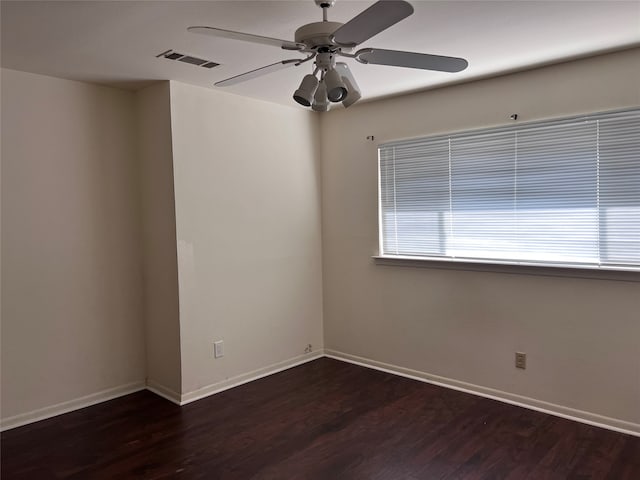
[180,351,325,405]
[325,349,640,438]
[0,381,146,432]
[6,351,635,439]
[1,352,324,431]
[146,380,182,405]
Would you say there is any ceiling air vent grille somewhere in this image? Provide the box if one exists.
[157,50,220,69]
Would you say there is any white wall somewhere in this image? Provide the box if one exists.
[1,69,146,420]
[321,48,640,430]
[3,47,639,433]
[168,82,324,396]
[136,82,182,395]
[0,72,324,416]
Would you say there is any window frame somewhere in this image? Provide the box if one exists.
[375,107,640,281]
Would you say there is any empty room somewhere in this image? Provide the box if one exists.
[1,0,639,478]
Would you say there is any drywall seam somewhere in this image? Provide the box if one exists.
[179,351,325,405]
[0,381,146,432]
[325,350,640,437]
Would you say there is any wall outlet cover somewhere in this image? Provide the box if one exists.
[515,352,526,369]
[214,340,224,358]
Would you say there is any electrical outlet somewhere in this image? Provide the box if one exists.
[515,352,526,369]
[304,344,313,354]
[214,340,224,358]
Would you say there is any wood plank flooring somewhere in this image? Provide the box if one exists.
[2,358,639,479]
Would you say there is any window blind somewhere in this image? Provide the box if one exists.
[379,108,640,270]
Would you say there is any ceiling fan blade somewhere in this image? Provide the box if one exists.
[215,59,301,87]
[188,26,305,51]
[357,48,468,72]
[332,0,414,47]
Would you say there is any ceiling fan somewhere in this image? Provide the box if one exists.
[188,0,468,111]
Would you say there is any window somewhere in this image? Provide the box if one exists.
[378,108,640,271]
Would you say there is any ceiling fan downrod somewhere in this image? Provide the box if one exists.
[315,0,336,22]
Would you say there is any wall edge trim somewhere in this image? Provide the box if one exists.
[0,353,326,430]
[0,381,146,432]
[179,351,325,405]
[324,350,640,437]
[146,380,182,405]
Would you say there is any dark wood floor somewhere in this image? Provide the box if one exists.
[2,358,639,479]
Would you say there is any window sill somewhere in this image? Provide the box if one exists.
[373,255,640,283]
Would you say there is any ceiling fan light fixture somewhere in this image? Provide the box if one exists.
[293,74,319,107]
[312,82,329,112]
[324,68,347,102]
[341,76,361,108]
[334,63,361,108]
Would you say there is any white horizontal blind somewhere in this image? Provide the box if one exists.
[450,130,517,259]
[599,112,640,266]
[514,121,598,263]
[380,138,449,255]
[379,108,640,270]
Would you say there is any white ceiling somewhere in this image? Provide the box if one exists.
[2,1,639,108]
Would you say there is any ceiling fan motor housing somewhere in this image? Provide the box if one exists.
[294,22,345,50]
[314,0,336,7]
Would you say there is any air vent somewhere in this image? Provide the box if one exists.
[179,56,207,66]
[157,50,220,69]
